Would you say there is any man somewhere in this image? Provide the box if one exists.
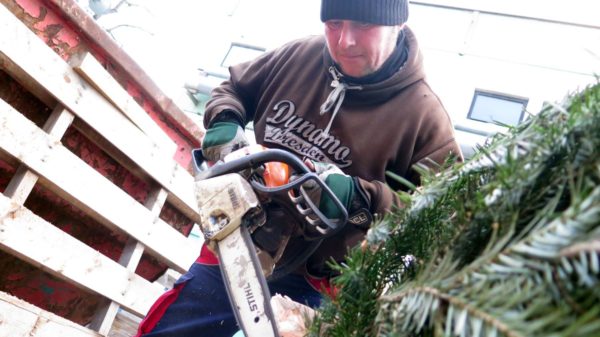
[137,0,462,336]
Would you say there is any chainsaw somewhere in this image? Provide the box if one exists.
[192,145,348,337]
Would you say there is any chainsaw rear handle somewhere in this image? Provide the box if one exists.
[192,148,349,238]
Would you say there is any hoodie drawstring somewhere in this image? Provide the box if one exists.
[319,66,362,136]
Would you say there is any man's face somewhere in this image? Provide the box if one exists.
[325,20,402,78]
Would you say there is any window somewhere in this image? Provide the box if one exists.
[221,42,266,68]
[467,90,528,127]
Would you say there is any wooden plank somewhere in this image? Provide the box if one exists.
[115,188,170,273]
[0,6,201,225]
[145,187,169,223]
[0,98,198,272]
[0,52,56,108]
[3,105,74,205]
[3,165,38,205]
[71,52,177,155]
[0,197,164,316]
[0,291,102,337]
[119,239,147,272]
[89,302,122,336]
[108,309,142,337]
[42,105,75,139]
[89,238,146,335]
[90,187,167,335]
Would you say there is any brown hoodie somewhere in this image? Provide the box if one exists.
[205,27,462,276]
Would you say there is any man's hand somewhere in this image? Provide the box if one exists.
[304,160,373,227]
[201,121,249,162]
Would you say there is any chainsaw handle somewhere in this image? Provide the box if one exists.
[194,148,310,180]
[193,148,348,238]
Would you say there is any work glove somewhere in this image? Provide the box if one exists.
[201,111,249,162]
[304,160,373,228]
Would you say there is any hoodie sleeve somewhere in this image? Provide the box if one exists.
[359,140,462,217]
[361,87,463,217]
[356,178,403,216]
[357,138,462,217]
[203,38,305,128]
[203,54,271,128]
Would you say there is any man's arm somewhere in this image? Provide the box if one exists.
[200,47,279,161]
[203,44,284,128]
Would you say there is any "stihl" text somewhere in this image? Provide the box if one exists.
[243,282,258,312]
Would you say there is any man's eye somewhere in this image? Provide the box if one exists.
[326,21,343,29]
[358,22,373,29]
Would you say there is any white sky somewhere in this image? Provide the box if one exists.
[92,0,321,96]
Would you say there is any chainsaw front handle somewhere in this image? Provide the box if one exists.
[194,148,308,178]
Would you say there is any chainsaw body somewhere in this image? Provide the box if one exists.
[192,145,348,337]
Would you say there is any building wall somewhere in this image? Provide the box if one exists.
[409,3,600,156]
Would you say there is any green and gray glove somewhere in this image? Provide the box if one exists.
[201,111,249,162]
[305,160,373,228]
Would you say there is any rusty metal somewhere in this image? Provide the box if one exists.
[4,0,204,169]
[44,0,204,151]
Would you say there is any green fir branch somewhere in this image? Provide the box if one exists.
[309,83,600,337]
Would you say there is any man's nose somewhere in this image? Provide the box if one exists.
[338,24,357,48]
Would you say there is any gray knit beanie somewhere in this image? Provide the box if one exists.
[321,0,409,26]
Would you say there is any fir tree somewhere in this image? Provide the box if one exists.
[309,83,600,337]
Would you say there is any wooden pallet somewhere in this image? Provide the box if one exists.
[0,4,202,336]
